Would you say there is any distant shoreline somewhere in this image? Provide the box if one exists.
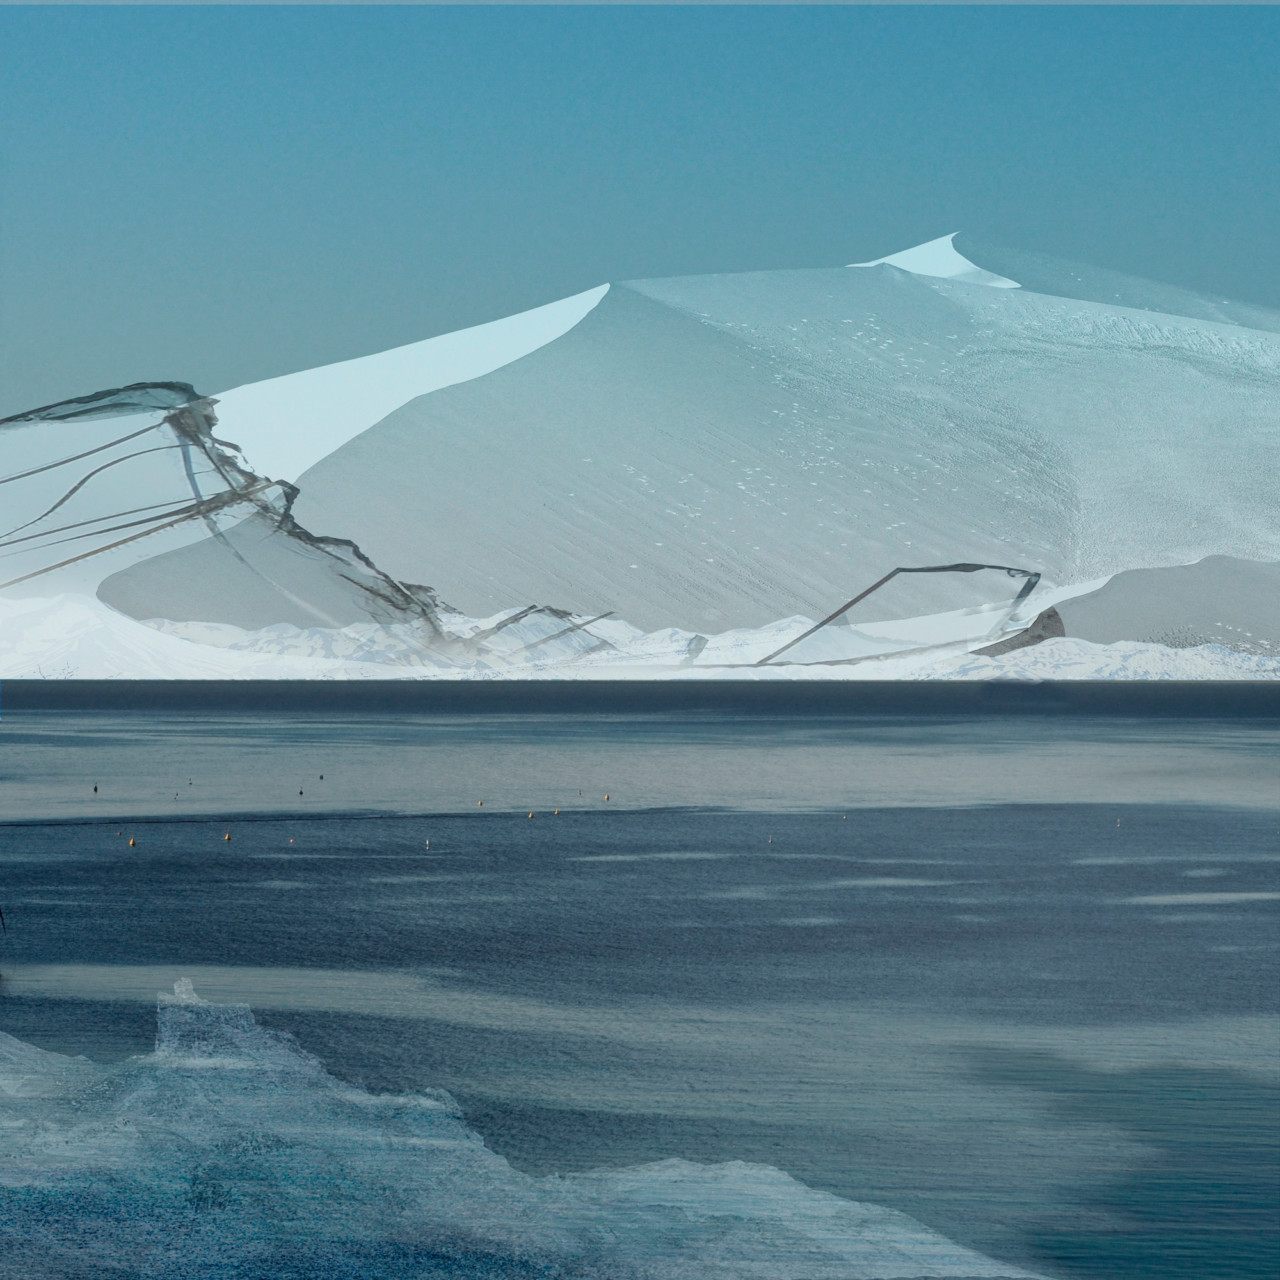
[3,679,1278,718]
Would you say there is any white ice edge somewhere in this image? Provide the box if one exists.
[210,284,610,483]
[849,233,1020,289]
[3,580,1276,681]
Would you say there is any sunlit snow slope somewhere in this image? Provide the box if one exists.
[205,239,1277,633]
[4,234,1278,677]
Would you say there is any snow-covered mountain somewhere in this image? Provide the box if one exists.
[2,234,1276,679]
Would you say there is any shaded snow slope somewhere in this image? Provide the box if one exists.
[1055,556,1280,655]
[98,511,445,632]
[211,284,608,483]
[955,235,1280,335]
[255,261,1278,634]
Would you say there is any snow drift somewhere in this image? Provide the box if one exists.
[2,234,1277,678]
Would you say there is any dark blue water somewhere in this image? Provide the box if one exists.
[1,710,1277,1278]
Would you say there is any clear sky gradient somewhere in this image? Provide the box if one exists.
[1,5,1276,414]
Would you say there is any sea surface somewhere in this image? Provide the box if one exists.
[1,708,1277,1278]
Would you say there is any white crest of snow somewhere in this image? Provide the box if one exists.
[2,591,1275,681]
[849,233,1020,288]
[928,636,1280,682]
[210,283,609,483]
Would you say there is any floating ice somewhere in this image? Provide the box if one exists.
[0,983,1038,1278]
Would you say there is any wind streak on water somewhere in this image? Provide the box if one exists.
[0,980,1038,1280]
[0,711,1275,822]
[0,713,1276,1279]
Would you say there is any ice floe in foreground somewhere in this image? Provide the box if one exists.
[0,980,1037,1278]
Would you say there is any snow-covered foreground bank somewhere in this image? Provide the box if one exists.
[1,593,1274,681]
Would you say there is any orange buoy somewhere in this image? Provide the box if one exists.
[128,836,136,847]
[554,809,559,815]
[224,832,231,842]
[478,800,483,807]
[604,794,610,802]
[528,812,534,819]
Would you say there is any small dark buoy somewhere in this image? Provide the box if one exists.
[319,775,324,781]
[93,785,98,793]
[299,789,304,796]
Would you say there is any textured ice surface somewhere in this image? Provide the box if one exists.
[2,590,1276,681]
[2,238,1278,671]
[0,982,1037,1279]
[271,259,1277,634]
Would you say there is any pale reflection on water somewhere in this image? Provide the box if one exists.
[0,710,1276,822]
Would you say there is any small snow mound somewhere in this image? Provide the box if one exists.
[849,233,1020,288]
[937,637,1280,681]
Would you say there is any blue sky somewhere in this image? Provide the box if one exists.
[1,5,1276,413]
